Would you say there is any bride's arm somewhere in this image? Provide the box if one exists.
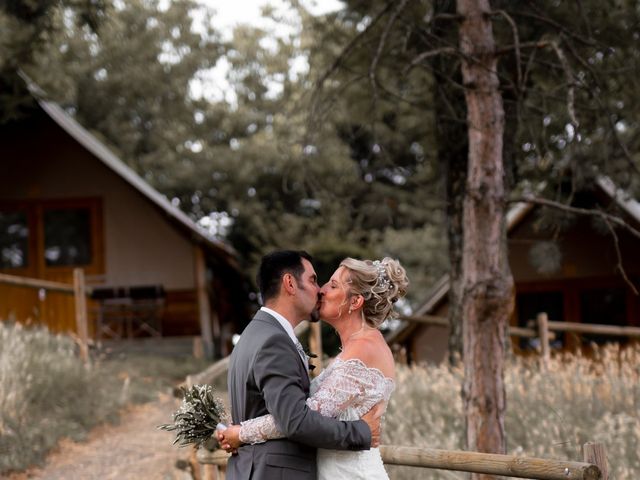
[238,413,285,445]
[239,362,366,444]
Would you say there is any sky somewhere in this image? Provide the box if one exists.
[202,0,343,37]
[190,0,344,102]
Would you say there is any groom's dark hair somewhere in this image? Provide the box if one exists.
[258,250,313,303]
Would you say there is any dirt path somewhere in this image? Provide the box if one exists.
[8,393,194,480]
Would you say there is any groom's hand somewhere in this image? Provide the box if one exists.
[361,402,384,448]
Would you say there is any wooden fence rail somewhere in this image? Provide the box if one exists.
[0,272,78,294]
[197,442,606,480]
[547,320,640,337]
[401,314,557,340]
[0,270,91,364]
[403,311,640,371]
[401,313,640,345]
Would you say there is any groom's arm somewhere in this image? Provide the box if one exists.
[253,336,372,451]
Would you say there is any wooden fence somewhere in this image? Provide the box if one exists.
[186,334,610,480]
[402,312,640,369]
[188,357,608,480]
[0,270,91,363]
[197,442,606,480]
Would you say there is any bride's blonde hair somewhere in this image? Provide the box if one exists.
[340,257,409,328]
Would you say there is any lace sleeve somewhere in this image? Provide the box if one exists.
[239,360,380,444]
[237,385,340,444]
[306,360,372,418]
[239,415,284,445]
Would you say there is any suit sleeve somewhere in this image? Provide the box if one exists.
[252,335,371,450]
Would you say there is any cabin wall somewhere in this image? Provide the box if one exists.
[0,110,204,336]
[411,303,450,364]
[0,113,195,290]
[508,214,640,281]
[406,209,640,363]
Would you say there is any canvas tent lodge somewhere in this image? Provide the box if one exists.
[389,181,640,364]
[0,91,249,357]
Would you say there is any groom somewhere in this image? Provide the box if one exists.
[224,250,381,480]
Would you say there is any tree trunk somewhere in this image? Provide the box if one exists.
[456,1,514,476]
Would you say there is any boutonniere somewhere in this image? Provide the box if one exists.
[306,350,318,371]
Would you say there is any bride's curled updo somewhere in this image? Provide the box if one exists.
[340,257,409,328]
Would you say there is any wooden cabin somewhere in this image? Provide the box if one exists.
[0,93,250,357]
[389,181,640,363]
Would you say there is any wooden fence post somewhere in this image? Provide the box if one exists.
[583,442,608,480]
[309,321,323,376]
[184,375,220,480]
[537,312,550,370]
[202,463,219,480]
[73,268,90,364]
[195,246,214,360]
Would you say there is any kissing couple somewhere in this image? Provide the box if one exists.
[217,250,409,480]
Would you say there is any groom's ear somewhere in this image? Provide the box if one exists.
[282,273,296,296]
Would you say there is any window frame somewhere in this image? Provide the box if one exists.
[515,276,638,349]
[0,198,104,276]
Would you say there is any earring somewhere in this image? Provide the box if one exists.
[348,307,352,315]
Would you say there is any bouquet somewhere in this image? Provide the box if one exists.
[159,384,227,448]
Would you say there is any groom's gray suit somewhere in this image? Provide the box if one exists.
[227,309,371,480]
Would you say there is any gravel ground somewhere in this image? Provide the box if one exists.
[7,393,194,480]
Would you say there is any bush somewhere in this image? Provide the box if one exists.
[0,322,119,472]
[0,322,209,474]
[384,344,640,479]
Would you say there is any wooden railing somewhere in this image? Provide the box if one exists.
[185,340,609,480]
[401,313,559,340]
[187,316,620,479]
[0,270,91,363]
[196,442,607,480]
[402,312,640,368]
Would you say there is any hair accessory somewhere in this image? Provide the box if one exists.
[372,260,391,291]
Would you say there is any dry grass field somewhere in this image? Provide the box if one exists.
[0,322,208,475]
[2,321,638,479]
[385,344,640,479]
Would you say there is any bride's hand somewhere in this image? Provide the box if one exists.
[218,424,242,452]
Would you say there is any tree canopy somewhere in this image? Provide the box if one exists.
[2,0,638,304]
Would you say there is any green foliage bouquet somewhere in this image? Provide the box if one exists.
[159,384,227,449]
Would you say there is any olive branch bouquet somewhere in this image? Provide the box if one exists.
[159,384,227,448]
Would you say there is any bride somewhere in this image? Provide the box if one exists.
[220,257,409,479]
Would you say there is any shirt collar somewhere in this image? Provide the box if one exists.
[260,306,298,346]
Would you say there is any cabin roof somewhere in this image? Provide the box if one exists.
[387,180,640,344]
[31,94,236,263]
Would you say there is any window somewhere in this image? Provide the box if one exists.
[44,208,92,266]
[516,291,565,349]
[0,210,29,269]
[579,287,627,345]
[0,199,102,275]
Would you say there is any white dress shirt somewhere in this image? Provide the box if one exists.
[260,306,298,347]
[260,307,307,368]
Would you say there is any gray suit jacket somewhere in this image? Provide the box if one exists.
[226,310,371,480]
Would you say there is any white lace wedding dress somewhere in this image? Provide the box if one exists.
[239,356,396,479]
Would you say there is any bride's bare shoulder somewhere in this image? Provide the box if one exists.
[339,335,395,379]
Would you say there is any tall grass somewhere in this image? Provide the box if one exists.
[0,322,208,474]
[0,322,115,473]
[384,344,640,480]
